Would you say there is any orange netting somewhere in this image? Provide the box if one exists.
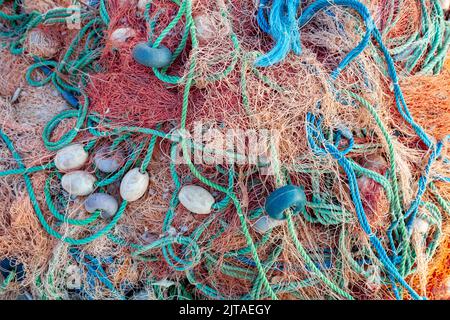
[400,57,450,141]
[401,57,450,299]
[425,221,450,299]
[0,50,28,97]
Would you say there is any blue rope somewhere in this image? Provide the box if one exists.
[306,112,423,300]
[256,0,374,80]
[255,0,302,67]
[257,0,438,149]
[69,248,125,300]
[257,0,447,300]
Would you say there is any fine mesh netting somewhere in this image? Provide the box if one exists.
[0,0,449,300]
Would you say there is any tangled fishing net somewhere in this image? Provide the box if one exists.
[0,0,449,300]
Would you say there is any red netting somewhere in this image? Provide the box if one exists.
[86,0,186,128]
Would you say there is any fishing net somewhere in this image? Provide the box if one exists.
[0,0,449,301]
[0,75,72,298]
[21,0,72,14]
[403,56,450,299]
[368,0,450,76]
[0,49,28,97]
[400,56,450,140]
[86,0,183,128]
[424,221,450,299]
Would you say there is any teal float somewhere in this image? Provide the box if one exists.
[132,42,172,68]
[265,185,306,220]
